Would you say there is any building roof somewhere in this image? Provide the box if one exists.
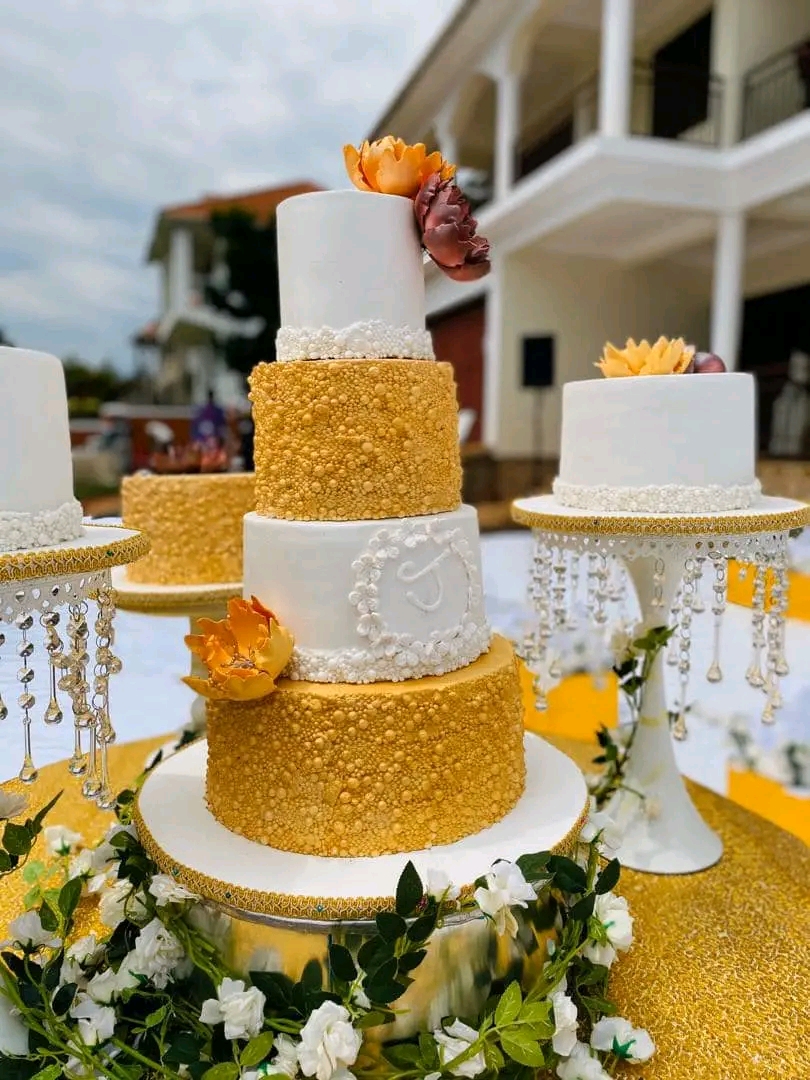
[147,180,322,262]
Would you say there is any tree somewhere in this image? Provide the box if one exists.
[205,209,281,376]
[62,357,134,416]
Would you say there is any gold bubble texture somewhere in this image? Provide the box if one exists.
[205,636,526,857]
[122,472,255,585]
[249,360,462,521]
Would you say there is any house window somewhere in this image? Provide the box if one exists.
[652,11,713,139]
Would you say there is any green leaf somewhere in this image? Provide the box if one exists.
[32,791,62,832]
[365,980,407,1005]
[31,1067,63,1080]
[249,970,294,1009]
[375,911,406,943]
[202,1066,239,1080]
[300,958,322,992]
[52,982,77,1016]
[547,856,588,894]
[116,789,136,806]
[484,1042,505,1072]
[395,861,423,917]
[356,1010,392,1030]
[357,937,393,974]
[518,1001,552,1028]
[595,858,621,895]
[38,903,58,933]
[164,1032,204,1065]
[328,943,357,983]
[0,850,13,872]
[397,949,426,974]
[366,957,398,988]
[383,1043,422,1068]
[145,1004,170,1029]
[240,1031,276,1068]
[2,823,31,858]
[419,1031,440,1068]
[494,980,522,1027]
[501,1035,545,1068]
[568,893,596,923]
[109,830,137,850]
[406,911,436,944]
[21,861,46,885]
[515,851,550,882]
[58,876,83,922]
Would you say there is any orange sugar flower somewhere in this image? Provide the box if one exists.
[343,136,455,199]
[596,337,695,378]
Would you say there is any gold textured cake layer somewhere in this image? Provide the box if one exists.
[250,359,462,521]
[122,473,254,585]
[206,635,525,857]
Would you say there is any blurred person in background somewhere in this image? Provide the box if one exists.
[192,389,228,448]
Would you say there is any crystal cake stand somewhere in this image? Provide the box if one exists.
[512,494,810,875]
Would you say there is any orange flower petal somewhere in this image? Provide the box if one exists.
[226,597,267,658]
[217,671,279,701]
[250,595,277,621]
[182,675,221,699]
[254,624,295,678]
[343,143,374,192]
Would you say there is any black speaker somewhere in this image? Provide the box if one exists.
[522,336,555,388]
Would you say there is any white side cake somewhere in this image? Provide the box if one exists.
[0,346,84,552]
[275,189,434,361]
[553,372,761,513]
[243,506,490,683]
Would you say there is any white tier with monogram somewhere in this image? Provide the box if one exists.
[553,372,761,513]
[275,190,434,361]
[0,346,84,552]
[243,506,490,683]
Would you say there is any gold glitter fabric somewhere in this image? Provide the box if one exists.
[206,635,526,857]
[121,472,254,585]
[1,735,809,1078]
[249,359,462,521]
[0,525,149,583]
[133,792,587,920]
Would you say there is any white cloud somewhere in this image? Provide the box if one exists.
[0,0,460,368]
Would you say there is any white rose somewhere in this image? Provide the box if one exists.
[551,991,579,1057]
[590,1017,654,1062]
[297,1000,362,1080]
[70,994,116,1047]
[68,848,96,882]
[148,874,199,907]
[98,878,148,929]
[7,910,61,950]
[85,967,122,1004]
[200,977,266,1041]
[60,934,104,988]
[473,860,536,938]
[0,790,28,821]
[189,904,233,951]
[433,1019,485,1079]
[45,825,83,857]
[555,1041,611,1080]
[424,868,459,904]
[123,918,188,990]
[262,1033,300,1077]
[608,622,638,664]
[578,798,623,855]
[0,987,29,1056]
[583,892,633,969]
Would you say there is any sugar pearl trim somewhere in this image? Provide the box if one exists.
[0,498,84,554]
[551,478,763,514]
[276,320,435,361]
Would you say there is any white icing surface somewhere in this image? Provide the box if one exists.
[276,191,427,358]
[276,320,434,361]
[243,507,490,683]
[136,735,587,911]
[0,499,84,554]
[552,478,762,514]
[557,373,757,512]
[0,347,80,529]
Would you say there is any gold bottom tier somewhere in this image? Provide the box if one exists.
[206,635,526,857]
[121,472,254,585]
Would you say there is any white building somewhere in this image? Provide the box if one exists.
[372,0,810,495]
[136,182,319,405]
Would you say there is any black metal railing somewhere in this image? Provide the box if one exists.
[742,38,810,139]
[514,62,723,182]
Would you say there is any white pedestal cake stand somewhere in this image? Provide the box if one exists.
[512,494,810,876]
[0,524,149,807]
[136,734,588,1038]
[111,567,241,731]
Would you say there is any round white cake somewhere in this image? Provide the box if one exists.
[275,189,434,361]
[0,346,84,552]
[553,372,761,513]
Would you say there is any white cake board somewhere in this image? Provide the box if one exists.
[135,734,588,923]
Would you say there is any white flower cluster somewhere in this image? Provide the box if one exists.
[552,477,762,514]
[276,321,435,362]
[555,1019,654,1079]
[0,498,84,554]
[473,859,537,939]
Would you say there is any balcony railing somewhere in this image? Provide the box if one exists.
[515,62,723,182]
[742,39,810,140]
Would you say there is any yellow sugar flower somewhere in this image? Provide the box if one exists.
[596,337,695,378]
[343,136,455,199]
[184,596,294,702]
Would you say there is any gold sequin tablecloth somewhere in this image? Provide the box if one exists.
[1,735,809,1080]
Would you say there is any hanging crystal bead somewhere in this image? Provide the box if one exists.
[667,588,681,666]
[567,553,580,630]
[0,631,6,722]
[40,611,64,725]
[673,557,696,740]
[691,556,706,614]
[746,561,767,689]
[593,555,610,626]
[15,612,37,783]
[705,556,727,683]
[92,578,120,809]
[762,552,787,723]
[529,535,554,711]
[552,548,568,630]
[651,557,666,609]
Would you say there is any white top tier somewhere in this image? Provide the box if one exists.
[275,190,434,360]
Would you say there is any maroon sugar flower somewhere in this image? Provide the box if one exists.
[414,174,491,282]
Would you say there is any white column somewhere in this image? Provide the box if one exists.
[598,0,635,138]
[168,227,194,313]
[481,262,503,451]
[495,70,521,201]
[710,211,746,369]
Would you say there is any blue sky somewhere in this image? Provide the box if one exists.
[0,0,459,371]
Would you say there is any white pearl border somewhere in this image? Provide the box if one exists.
[276,320,435,361]
[551,477,763,514]
[0,499,85,554]
[285,518,491,684]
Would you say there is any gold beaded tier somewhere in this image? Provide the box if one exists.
[249,359,462,521]
[122,472,255,585]
[205,635,526,857]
